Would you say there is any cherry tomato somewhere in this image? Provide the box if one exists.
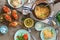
[23,34,28,40]
[12,10,18,20]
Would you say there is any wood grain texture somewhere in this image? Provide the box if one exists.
[0,0,60,40]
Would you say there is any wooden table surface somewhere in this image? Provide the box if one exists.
[0,0,60,40]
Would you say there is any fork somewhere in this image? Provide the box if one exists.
[51,20,60,40]
[28,29,36,40]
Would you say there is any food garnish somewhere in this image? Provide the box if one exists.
[56,12,60,23]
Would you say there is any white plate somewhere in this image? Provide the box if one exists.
[8,0,28,8]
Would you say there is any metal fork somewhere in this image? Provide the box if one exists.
[28,29,36,40]
[51,20,60,40]
[52,20,60,30]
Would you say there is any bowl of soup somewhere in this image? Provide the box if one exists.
[31,3,51,20]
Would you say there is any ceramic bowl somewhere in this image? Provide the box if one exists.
[7,0,28,8]
[14,29,30,40]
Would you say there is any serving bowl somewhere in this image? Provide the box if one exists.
[7,0,28,8]
[30,2,52,21]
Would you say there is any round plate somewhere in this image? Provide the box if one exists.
[14,29,30,40]
[8,0,28,8]
[40,27,56,40]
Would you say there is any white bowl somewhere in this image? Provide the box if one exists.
[7,0,28,8]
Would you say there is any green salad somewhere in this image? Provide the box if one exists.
[16,34,28,40]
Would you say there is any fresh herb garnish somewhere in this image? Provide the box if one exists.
[56,13,60,23]
[17,34,24,40]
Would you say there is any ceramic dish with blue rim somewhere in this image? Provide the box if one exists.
[35,21,49,31]
[8,0,28,8]
[40,27,56,40]
[14,29,30,40]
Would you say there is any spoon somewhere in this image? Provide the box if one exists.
[45,0,55,7]
[47,0,55,3]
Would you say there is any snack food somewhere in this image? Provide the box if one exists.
[11,10,18,20]
[9,21,18,27]
[3,6,11,13]
[10,0,21,7]
[4,14,12,22]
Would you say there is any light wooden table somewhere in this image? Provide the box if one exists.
[0,0,60,40]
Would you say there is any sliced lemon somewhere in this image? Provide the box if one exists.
[24,18,34,28]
